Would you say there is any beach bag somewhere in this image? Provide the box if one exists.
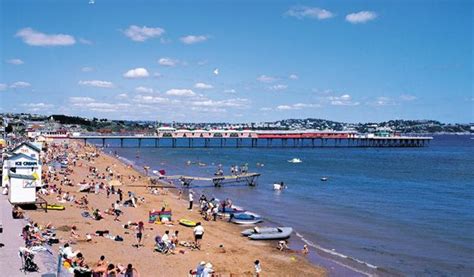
[114,235,124,241]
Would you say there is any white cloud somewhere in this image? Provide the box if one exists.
[277,105,292,110]
[153,72,162,78]
[135,86,154,93]
[194,82,214,89]
[289,74,299,80]
[123,67,150,79]
[345,11,377,24]
[158,57,179,67]
[166,89,196,97]
[81,66,94,72]
[69,96,95,103]
[15,27,76,46]
[224,89,236,94]
[78,80,114,88]
[123,25,165,42]
[400,94,417,101]
[79,38,92,45]
[191,106,227,113]
[367,97,396,106]
[192,98,249,108]
[277,103,319,110]
[10,81,31,88]
[0,83,6,91]
[327,94,360,106]
[7,58,24,65]
[117,93,128,99]
[133,95,169,104]
[180,35,209,44]
[269,84,288,91]
[257,75,277,83]
[260,107,272,111]
[286,6,334,20]
[22,102,54,111]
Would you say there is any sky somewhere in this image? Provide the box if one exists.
[0,0,472,123]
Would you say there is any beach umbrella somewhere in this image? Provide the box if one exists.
[109,179,122,187]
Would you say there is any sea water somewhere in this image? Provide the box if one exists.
[95,135,473,276]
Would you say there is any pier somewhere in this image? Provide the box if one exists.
[70,135,433,148]
[163,173,260,187]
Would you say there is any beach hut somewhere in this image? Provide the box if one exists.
[8,172,39,204]
[2,153,42,189]
[11,141,41,160]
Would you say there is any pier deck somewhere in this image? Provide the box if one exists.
[71,135,433,148]
[164,173,260,187]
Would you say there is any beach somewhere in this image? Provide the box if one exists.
[25,141,325,276]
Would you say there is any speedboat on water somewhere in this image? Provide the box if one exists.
[320,177,328,181]
[288,158,302,163]
[241,227,293,240]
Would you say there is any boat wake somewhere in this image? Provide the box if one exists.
[295,232,378,276]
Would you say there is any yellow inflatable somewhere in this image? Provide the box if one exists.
[46,204,65,211]
[179,219,197,227]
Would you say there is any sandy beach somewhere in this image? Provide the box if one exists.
[25,141,326,276]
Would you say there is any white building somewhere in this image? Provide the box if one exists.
[1,142,43,204]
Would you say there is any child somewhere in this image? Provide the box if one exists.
[254,260,261,277]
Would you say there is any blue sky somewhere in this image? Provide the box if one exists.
[0,0,472,123]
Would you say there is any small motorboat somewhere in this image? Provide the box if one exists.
[241,227,293,240]
[288,158,302,163]
[218,206,246,218]
[273,182,285,190]
[321,177,328,181]
[230,212,263,225]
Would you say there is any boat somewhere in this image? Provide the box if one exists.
[241,227,293,240]
[46,204,65,211]
[273,182,285,190]
[321,177,328,181]
[231,212,263,225]
[218,206,246,217]
[288,158,302,163]
[179,219,197,227]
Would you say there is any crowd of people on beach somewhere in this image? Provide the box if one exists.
[5,139,317,276]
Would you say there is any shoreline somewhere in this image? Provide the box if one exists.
[26,141,326,276]
[106,148,379,277]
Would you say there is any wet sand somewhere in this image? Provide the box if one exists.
[27,142,326,276]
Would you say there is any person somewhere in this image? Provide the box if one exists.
[202,263,214,277]
[162,230,170,245]
[72,252,85,267]
[171,230,179,245]
[70,225,80,240]
[193,222,204,249]
[136,221,144,247]
[188,191,194,210]
[302,244,309,255]
[254,260,261,276]
[12,205,24,219]
[92,209,103,220]
[113,201,122,221]
[278,240,289,251]
[196,261,205,276]
[117,189,123,202]
[212,205,218,221]
[123,263,140,277]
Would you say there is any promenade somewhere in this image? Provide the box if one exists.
[0,194,57,277]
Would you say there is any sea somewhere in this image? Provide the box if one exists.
[90,135,473,276]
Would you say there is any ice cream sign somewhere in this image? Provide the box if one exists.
[15,161,38,166]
